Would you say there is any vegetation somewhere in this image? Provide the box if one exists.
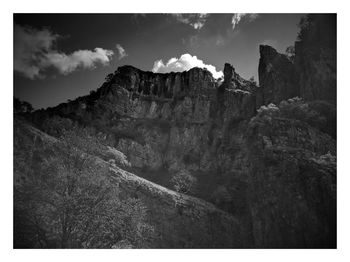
[254,97,332,128]
[42,115,75,137]
[285,46,295,63]
[14,97,34,114]
[248,76,256,85]
[105,73,115,82]
[14,119,155,248]
[170,169,197,194]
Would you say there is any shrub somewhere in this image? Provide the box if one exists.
[106,146,131,168]
[41,116,75,137]
[285,46,295,62]
[170,170,197,194]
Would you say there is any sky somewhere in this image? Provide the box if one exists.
[14,13,305,109]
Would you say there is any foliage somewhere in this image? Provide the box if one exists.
[170,169,197,194]
[316,151,336,164]
[285,46,295,63]
[253,103,280,124]
[279,97,322,122]
[297,15,313,42]
[106,146,131,168]
[41,116,75,137]
[105,73,115,82]
[14,97,34,114]
[14,121,154,248]
[41,116,130,166]
[250,97,336,142]
[248,76,257,86]
[254,97,327,125]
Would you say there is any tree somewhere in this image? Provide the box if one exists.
[105,73,114,82]
[14,122,155,248]
[14,97,34,114]
[41,116,75,138]
[170,170,197,194]
[285,46,295,63]
[249,76,257,85]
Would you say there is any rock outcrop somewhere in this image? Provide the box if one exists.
[245,101,336,247]
[33,65,257,175]
[258,14,336,105]
[258,45,299,105]
[294,14,336,103]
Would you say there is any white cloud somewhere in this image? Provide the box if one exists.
[172,14,209,30]
[152,53,223,79]
[231,13,259,31]
[116,44,127,60]
[14,24,114,79]
[40,48,113,75]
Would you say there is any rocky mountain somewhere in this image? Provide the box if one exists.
[14,14,336,248]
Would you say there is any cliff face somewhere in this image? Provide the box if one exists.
[294,14,336,103]
[258,14,336,105]
[258,45,299,105]
[35,65,257,176]
[258,43,336,105]
[250,34,337,245]
[245,101,336,247]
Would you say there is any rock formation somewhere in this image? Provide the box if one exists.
[26,57,336,248]
[294,14,336,103]
[33,65,257,174]
[258,45,299,105]
[17,14,336,248]
[258,14,336,105]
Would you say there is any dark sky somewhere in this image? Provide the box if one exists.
[14,13,305,109]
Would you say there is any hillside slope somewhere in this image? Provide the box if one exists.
[14,118,251,248]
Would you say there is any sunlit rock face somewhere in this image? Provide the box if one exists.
[114,65,216,99]
[52,65,255,174]
[35,65,256,174]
